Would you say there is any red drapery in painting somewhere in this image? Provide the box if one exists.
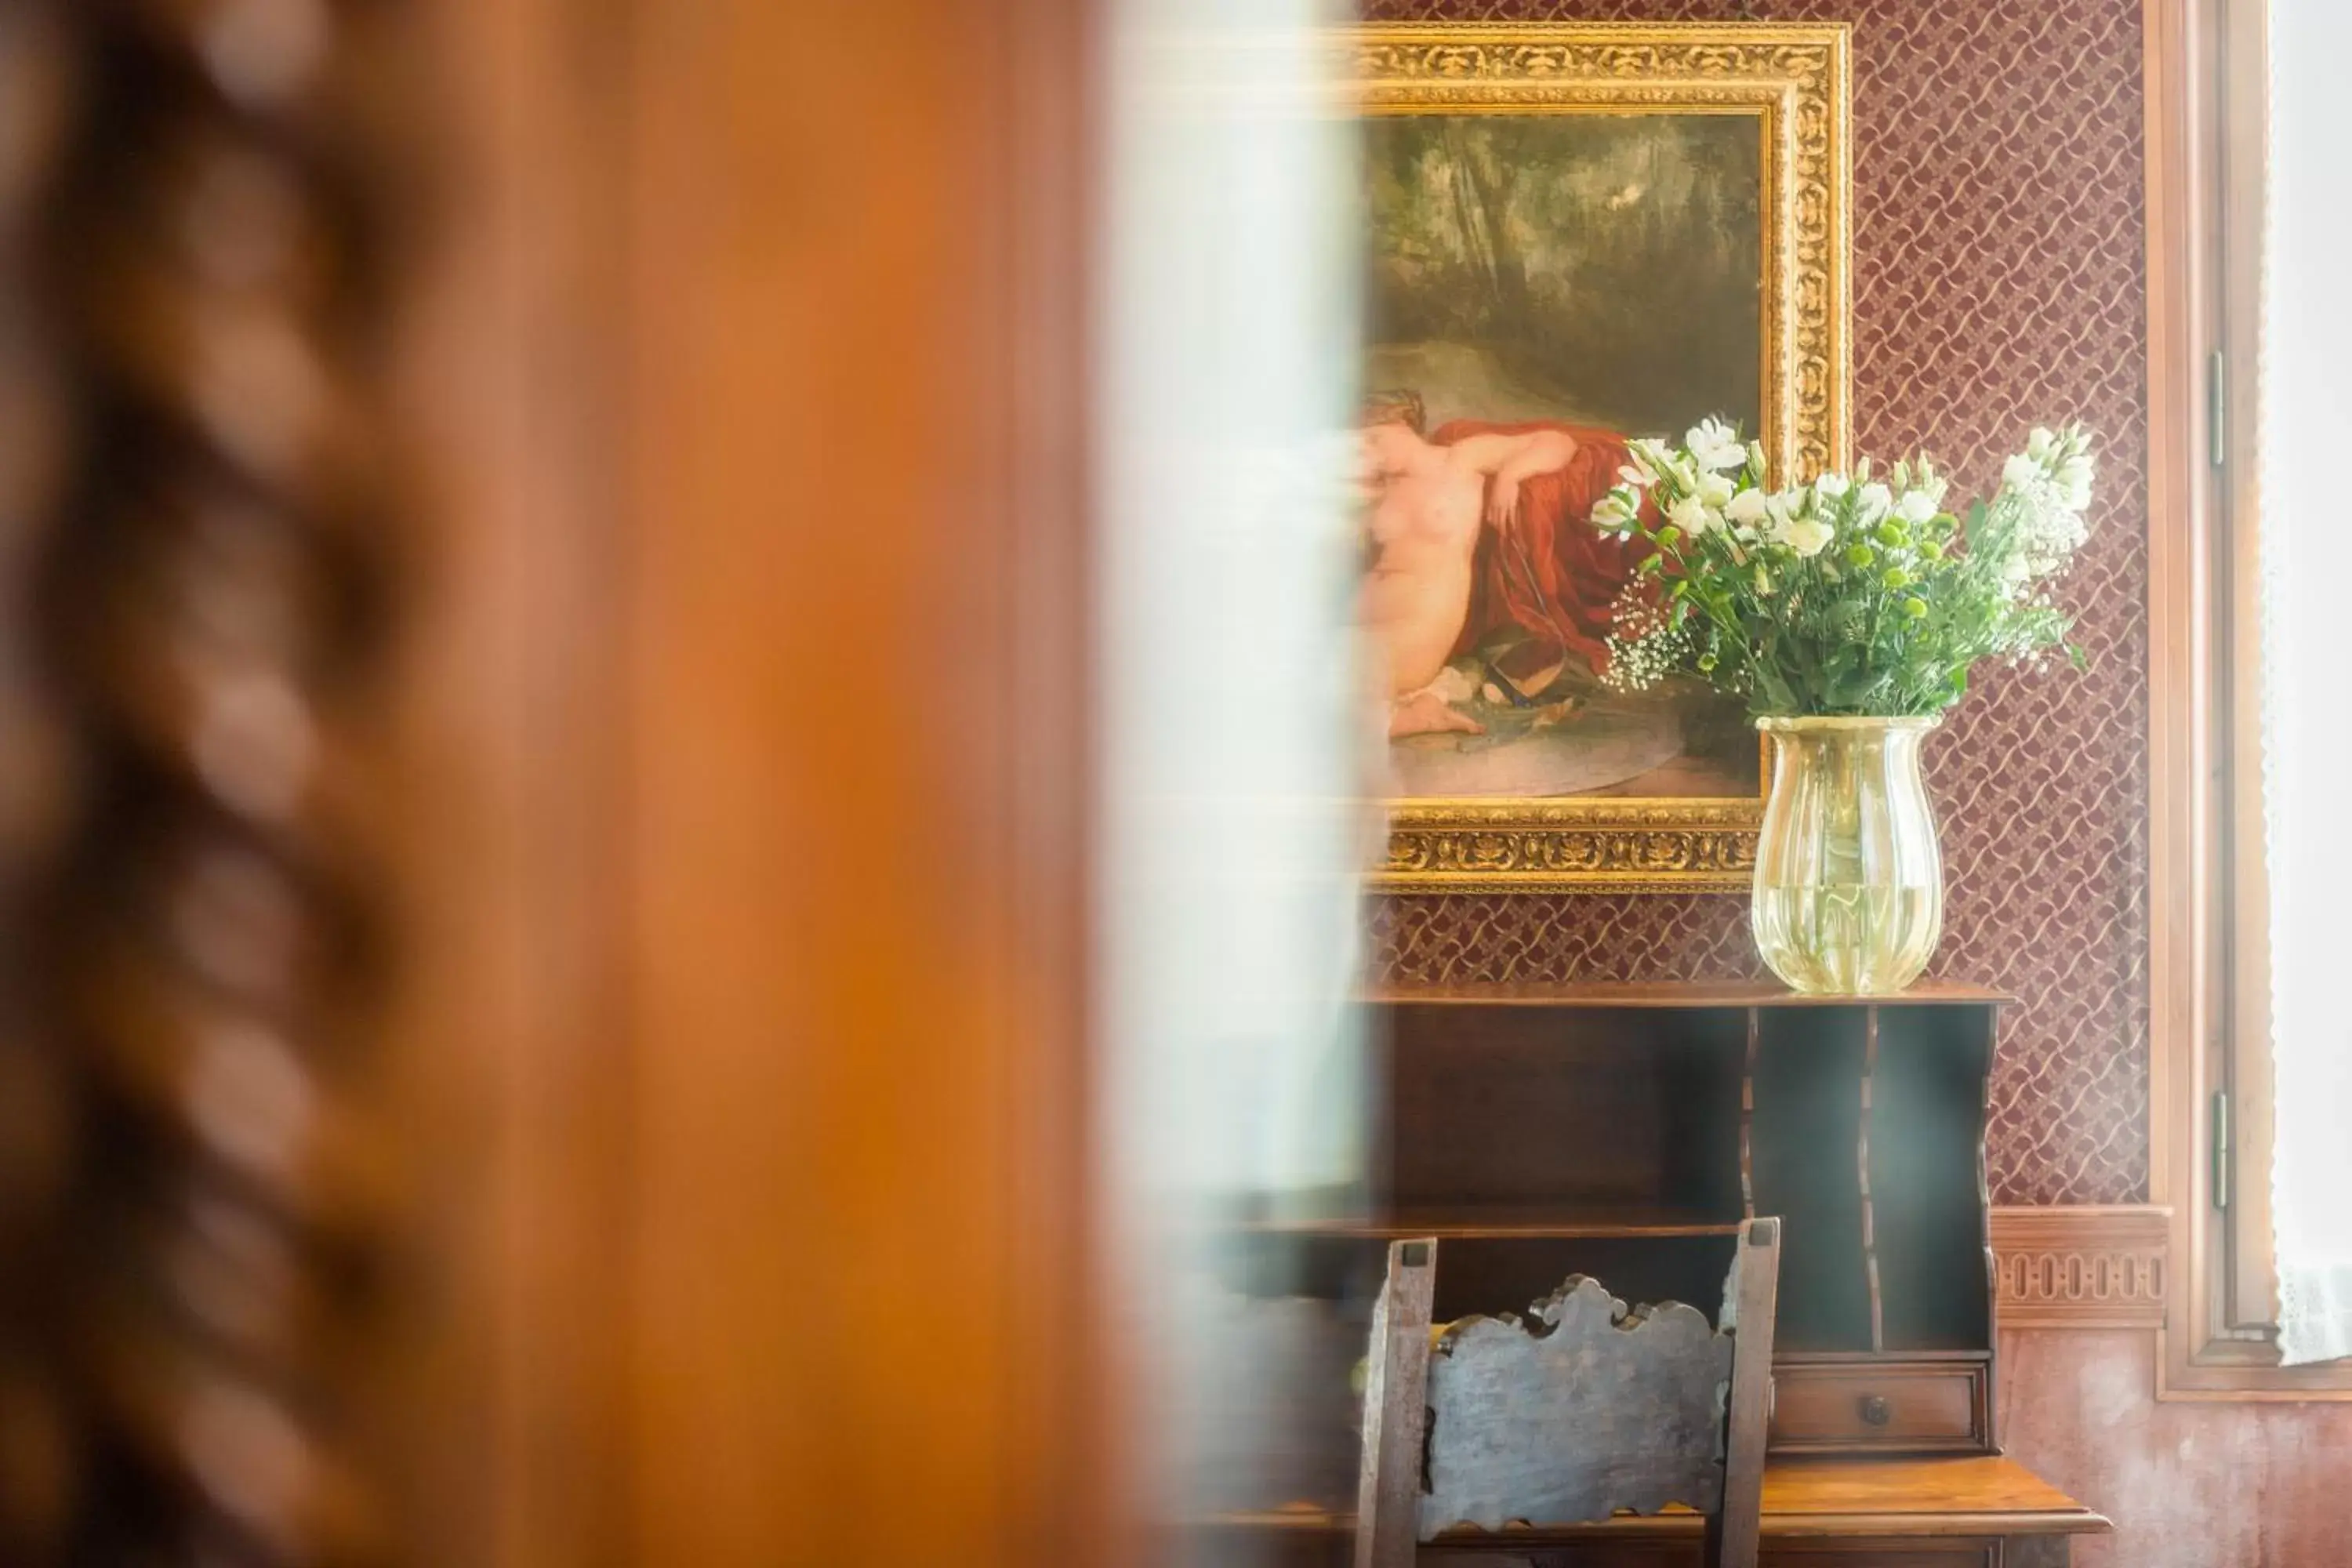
[1434,418,1640,684]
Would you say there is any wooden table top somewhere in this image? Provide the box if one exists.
[1211,1454,2111,1542]
[1361,979,2014,1008]
[1757,1455,2109,1537]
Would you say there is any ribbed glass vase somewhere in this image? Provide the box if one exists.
[1751,715,1944,996]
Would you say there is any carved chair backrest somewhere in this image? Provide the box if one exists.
[1354,1218,1782,1568]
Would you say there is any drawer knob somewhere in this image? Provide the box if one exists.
[1858,1394,1892,1427]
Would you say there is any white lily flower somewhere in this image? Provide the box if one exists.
[1619,463,1656,490]
[1686,417,1748,473]
[2056,456,2094,510]
[1724,488,1773,528]
[1895,489,1940,526]
[1857,481,1894,525]
[1668,494,1720,535]
[1774,514,1835,557]
[1696,471,1737,509]
[1639,437,1701,493]
[1813,470,1850,504]
[1591,492,1637,530]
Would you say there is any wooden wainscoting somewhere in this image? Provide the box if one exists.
[1991,1206,2169,1330]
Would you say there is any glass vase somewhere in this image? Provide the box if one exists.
[1751,715,1944,996]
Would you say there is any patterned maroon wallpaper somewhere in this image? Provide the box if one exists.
[1364,0,2151,1206]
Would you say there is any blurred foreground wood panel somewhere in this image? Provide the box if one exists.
[3,0,1107,1559]
[387,0,1111,1564]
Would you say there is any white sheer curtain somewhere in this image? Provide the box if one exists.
[1094,0,1372,1537]
[2260,0,2352,1366]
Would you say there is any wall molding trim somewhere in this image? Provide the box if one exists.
[1993,1204,2170,1330]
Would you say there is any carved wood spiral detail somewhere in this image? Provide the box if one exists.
[0,3,83,1559]
[22,2,412,1561]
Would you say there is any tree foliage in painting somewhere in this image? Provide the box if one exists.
[1368,114,1763,437]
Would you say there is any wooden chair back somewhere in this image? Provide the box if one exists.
[1355,1217,1782,1568]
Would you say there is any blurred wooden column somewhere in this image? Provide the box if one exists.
[393,0,1112,1565]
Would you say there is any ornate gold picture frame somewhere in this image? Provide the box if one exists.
[1358,24,1851,892]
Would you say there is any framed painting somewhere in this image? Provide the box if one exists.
[1357,24,1851,891]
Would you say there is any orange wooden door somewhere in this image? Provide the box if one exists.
[389,1,1113,1564]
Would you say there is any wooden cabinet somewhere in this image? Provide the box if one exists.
[1362,982,2005,1457]
[1200,983,2105,1561]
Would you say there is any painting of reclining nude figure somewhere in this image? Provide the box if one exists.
[1361,110,1769,801]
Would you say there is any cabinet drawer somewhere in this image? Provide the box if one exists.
[1768,1358,1991,1454]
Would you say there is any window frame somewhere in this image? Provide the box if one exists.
[2147,0,2352,1398]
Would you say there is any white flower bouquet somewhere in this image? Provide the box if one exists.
[1592,419,2096,715]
